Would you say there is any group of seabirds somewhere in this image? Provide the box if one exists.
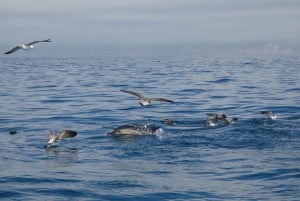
[5,39,278,147]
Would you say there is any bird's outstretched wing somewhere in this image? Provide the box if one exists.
[4,46,21,54]
[206,113,227,119]
[150,98,174,102]
[26,39,51,46]
[120,89,147,100]
[231,117,238,122]
[206,113,218,118]
[58,130,77,140]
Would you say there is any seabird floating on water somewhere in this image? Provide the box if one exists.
[120,89,174,106]
[261,111,277,120]
[205,113,238,126]
[46,130,77,146]
[4,39,51,54]
[9,130,17,135]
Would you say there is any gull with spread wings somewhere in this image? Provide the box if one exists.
[46,130,77,147]
[120,89,174,106]
[4,39,51,54]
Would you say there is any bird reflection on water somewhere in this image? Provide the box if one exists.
[45,147,78,167]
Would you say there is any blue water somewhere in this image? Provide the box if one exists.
[0,53,299,200]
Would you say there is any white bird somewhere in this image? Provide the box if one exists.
[46,130,77,146]
[261,111,277,120]
[120,89,174,106]
[4,39,51,54]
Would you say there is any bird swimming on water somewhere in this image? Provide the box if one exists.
[9,130,17,135]
[261,111,277,120]
[46,130,77,147]
[120,89,174,106]
[4,39,51,54]
[205,113,238,126]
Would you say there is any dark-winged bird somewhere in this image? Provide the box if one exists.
[4,39,51,54]
[47,130,77,146]
[120,89,174,106]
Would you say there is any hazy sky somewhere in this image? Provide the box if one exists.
[1,0,299,56]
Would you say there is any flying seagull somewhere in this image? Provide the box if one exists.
[4,39,51,54]
[120,89,174,106]
[46,130,77,146]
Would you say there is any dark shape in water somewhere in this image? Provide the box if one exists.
[9,130,17,135]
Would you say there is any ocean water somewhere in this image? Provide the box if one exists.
[0,52,299,200]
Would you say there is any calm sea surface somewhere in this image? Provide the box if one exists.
[0,52,299,200]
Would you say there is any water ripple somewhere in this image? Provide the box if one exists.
[0,55,299,200]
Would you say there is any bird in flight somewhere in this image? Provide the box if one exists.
[120,89,174,106]
[4,39,51,54]
[46,130,77,147]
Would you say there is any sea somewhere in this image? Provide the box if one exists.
[0,49,299,200]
